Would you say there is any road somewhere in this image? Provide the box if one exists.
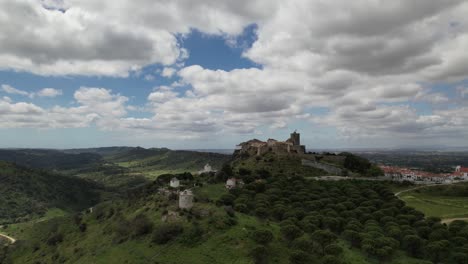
[0,233,16,244]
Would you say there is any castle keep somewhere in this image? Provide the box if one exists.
[236,131,306,156]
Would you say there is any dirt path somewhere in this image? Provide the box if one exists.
[0,233,16,244]
[441,218,468,224]
[394,183,453,197]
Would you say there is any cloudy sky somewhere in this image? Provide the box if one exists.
[1,0,468,149]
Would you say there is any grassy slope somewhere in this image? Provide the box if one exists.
[4,182,430,264]
[392,183,468,220]
[399,191,468,219]
[3,183,289,264]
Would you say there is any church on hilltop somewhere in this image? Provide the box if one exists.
[236,131,306,156]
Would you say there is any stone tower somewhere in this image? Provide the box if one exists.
[179,189,194,209]
[290,131,300,146]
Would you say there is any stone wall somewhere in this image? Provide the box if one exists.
[301,159,343,175]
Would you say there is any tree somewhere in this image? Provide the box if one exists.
[238,168,252,176]
[152,223,184,244]
[324,243,343,256]
[311,230,337,256]
[289,250,312,264]
[132,214,153,236]
[250,245,269,264]
[221,164,234,177]
[252,229,274,245]
[321,255,342,264]
[343,230,361,247]
[402,235,424,257]
[291,236,314,252]
[424,240,450,263]
[218,194,236,206]
[281,224,303,242]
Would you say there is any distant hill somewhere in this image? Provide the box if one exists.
[61,147,231,171]
[0,149,102,170]
[0,147,231,188]
[0,161,102,224]
[100,147,232,172]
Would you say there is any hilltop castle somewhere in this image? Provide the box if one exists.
[236,131,306,156]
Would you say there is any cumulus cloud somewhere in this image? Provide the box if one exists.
[37,88,62,97]
[161,67,176,78]
[2,0,468,145]
[0,0,274,77]
[0,87,129,129]
[1,84,31,97]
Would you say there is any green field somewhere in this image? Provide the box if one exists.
[400,192,468,219]
[397,184,468,221]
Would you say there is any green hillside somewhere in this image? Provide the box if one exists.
[69,147,231,187]
[0,147,231,189]
[0,161,102,224]
[0,149,102,171]
[3,165,465,263]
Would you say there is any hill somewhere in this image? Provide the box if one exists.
[2,166,463,263]
[0,149,102,171]
[230,150,382,178]
[0,147,231,189]
[0,161,102,224]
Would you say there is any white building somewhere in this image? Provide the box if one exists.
[170,177,180,188]
[179,190,194,209]
[454,166,468,180]
[198,164,216,174]
[226,178,237,189]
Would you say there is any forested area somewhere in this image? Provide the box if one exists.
[219,172,468,263]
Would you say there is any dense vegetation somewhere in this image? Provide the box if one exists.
[0,149,102,171]
[1,149,467,263]
[340,152,383,176]
[220,169,468,263]
[5,165,467,263]
[0,161,102,224]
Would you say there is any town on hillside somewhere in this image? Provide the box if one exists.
[380,165,468,184]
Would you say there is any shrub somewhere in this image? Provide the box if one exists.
[152,223,184,244]
[252,229,274,245]
[132,214,153,237]
[46,233,64,246]
[250,245,269,264]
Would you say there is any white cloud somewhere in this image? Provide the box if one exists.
[1,84,31,97]
[37,88,62,97]
[148,86,178,104]
[0,0,274,77]
[161,67,176,78]
[2,1,468,145]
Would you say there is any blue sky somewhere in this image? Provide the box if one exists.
[1,1,468,149]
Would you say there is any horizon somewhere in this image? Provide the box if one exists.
[2,1,468,149]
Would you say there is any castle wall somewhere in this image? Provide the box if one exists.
[301,159,342,175]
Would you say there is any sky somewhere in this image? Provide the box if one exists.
[1,0,468,149]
